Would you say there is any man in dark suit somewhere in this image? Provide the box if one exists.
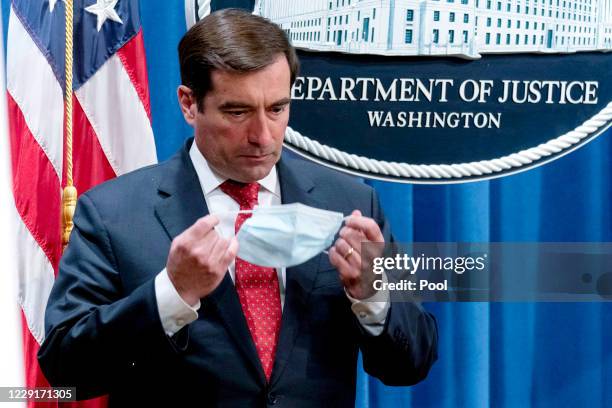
[39,8,437,407]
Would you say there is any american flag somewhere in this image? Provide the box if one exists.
[6,0,157,406]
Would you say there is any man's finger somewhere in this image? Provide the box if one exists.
[339,226,366,252]
[334,237,361,269]
[207,235,231,266]
[344,215,384,243]
[329,246,359,281]
[221,236,239,267]
[184,215,220,241]
[329,246,350,275]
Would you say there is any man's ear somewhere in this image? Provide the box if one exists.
[177,85,198,125]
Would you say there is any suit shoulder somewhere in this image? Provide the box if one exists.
[77,153,188,222]
[285,157,374,196]
[83,162,165,200]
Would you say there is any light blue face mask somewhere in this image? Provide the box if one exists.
[221,203,346,268]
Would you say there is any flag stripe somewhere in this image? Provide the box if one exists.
[8,94,58,345]
[0,6,25,390]
[72,95,117,192]
[8,7,62,408]
[75,54,157,177]
[116,30,152,120]
[21,313,57,408]
[8,93,62,276]
[10,0,66,90]
[21,312,51,389]
[7,9,63,181]
[14,206,56,345]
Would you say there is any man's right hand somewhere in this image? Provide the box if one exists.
[166,215,238,306]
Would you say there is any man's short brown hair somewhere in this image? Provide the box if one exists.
[178,8,299,110]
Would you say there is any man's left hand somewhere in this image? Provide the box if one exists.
[329,210,385,300]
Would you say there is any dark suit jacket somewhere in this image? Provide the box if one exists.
[38,139,438,407]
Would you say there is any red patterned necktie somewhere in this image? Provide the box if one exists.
[219,179,282,381]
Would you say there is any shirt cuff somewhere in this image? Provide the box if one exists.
[154,268,200,337]
[345,273,390,336]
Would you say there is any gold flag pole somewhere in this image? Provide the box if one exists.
[62,0,76,249]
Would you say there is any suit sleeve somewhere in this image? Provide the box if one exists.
[37,193,185,399]
[357,188,439,386]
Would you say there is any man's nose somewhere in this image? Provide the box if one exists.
[247,111,273,146]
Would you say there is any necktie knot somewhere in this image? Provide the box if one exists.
[220,180,260,210]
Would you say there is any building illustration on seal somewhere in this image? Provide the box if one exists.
[256,0,612,58]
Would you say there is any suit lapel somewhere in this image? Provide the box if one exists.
[270,157,329,386]
[206,274,268,385]
[154,140,267,386]
[154,144,208,240]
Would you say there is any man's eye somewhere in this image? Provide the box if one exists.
[227,111,246,117]
[271,105,286,114]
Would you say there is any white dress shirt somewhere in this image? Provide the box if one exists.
[154,143,389,337]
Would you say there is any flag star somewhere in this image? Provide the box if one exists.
[85,0,123,32]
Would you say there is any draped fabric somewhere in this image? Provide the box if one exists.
[360,130,612,407]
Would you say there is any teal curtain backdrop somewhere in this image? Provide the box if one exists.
[3,1,610,406]
[362,130,612,408]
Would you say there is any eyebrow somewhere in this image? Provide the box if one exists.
[218,98,291,110]
[270,98,291,107]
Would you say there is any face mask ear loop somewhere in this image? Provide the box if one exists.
[211,209,253,218]
[323,215,351,255]
[210,210,254,237]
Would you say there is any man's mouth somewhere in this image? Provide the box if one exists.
[241,153,271,159]
[240,153,272,162]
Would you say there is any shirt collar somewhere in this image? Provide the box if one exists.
[189,140,279,197]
